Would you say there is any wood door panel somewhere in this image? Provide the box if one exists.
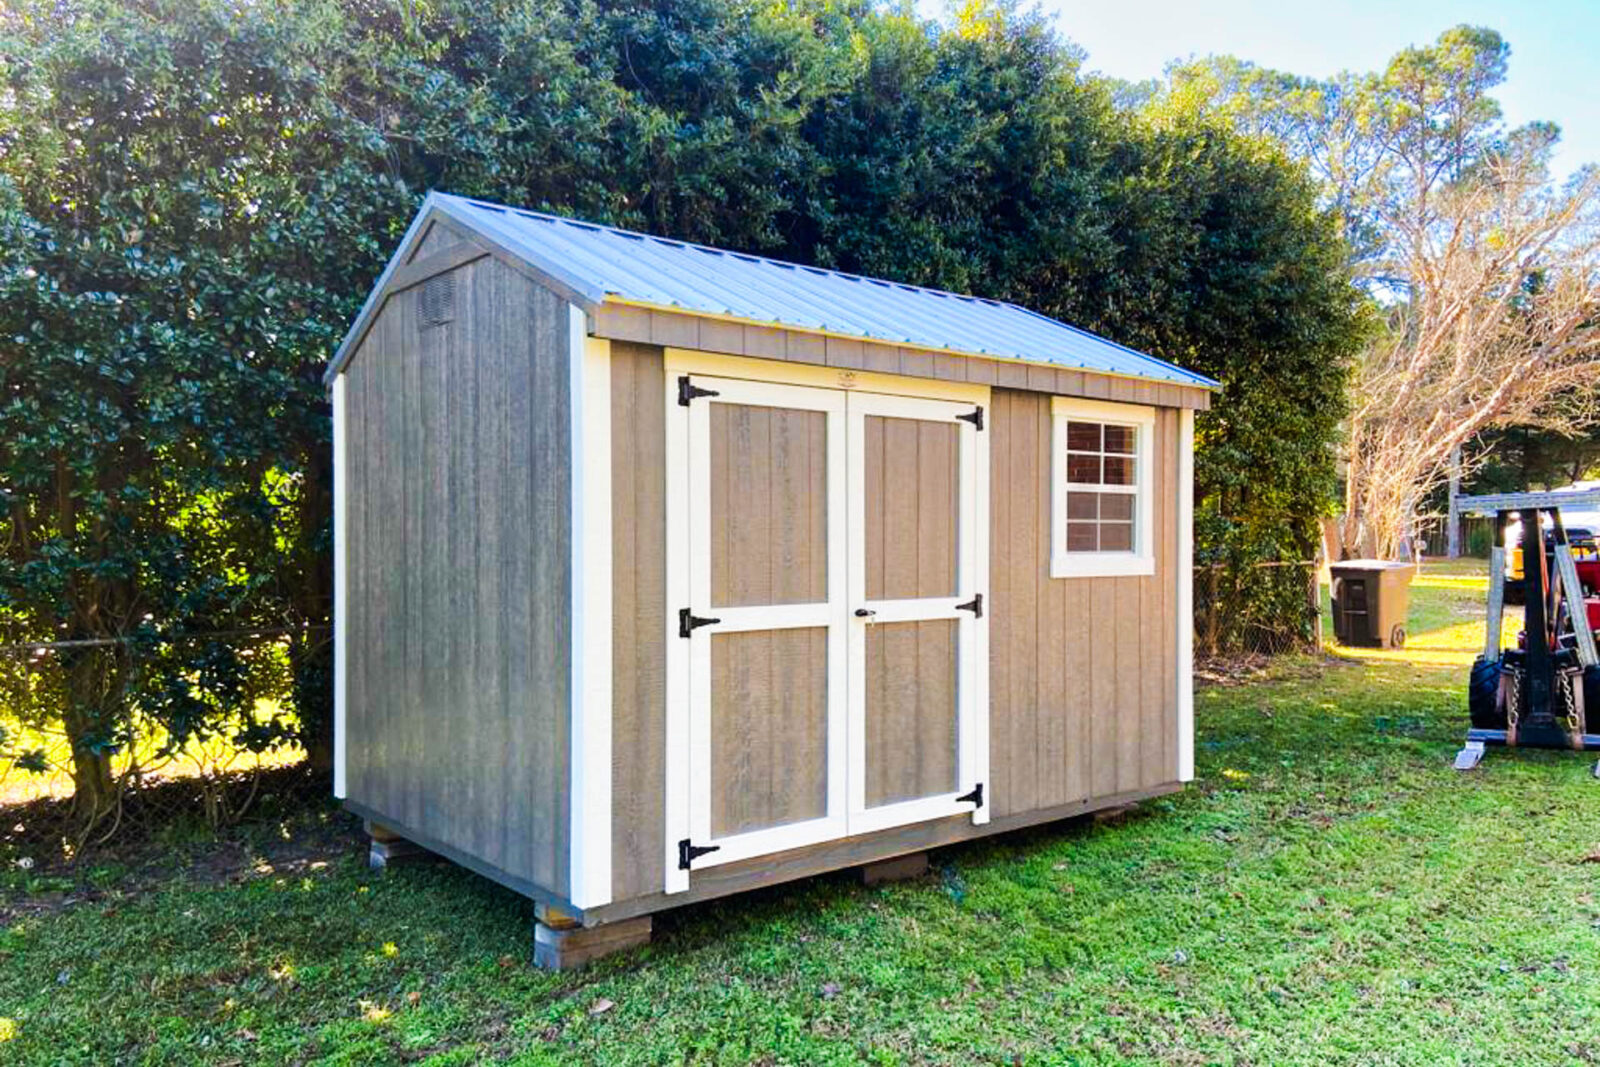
[864,619,958,807]
[709,404,828,608]
[710,627,830,838]
[864,416,959,601]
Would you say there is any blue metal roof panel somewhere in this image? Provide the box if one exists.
[438,194,1219,389]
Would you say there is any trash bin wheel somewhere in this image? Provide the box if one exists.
[1390,624,1406,649]
[1468,655,1507,730]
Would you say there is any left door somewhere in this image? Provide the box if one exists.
[678,375,849,870]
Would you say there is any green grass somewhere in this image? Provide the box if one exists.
[4,569,1600,1064]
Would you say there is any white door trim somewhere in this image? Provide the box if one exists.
[672,374,850,878]
[663,357,992,891]
[846,390,990,836]
[664,348,988,405]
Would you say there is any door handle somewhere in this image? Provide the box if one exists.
[854,608,876,618]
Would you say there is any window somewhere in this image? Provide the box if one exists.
[1050,397,1155,578]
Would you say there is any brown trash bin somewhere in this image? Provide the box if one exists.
[1330,560,1416,649]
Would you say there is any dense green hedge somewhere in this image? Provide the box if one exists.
[0,0,1364,817]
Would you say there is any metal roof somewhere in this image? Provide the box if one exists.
[331,192,1219,389]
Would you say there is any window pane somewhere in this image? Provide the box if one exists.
[1103,425,1136,455]
[1100,494,1133,521]
[1066,492,1099,520]
[1100,522,1133,551]
[1066,421,1101,452]
[1067,454,1101,484]
[1102,456,1135,486]
[1066,522,1098,552]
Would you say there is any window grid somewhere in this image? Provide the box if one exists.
[1064,420,1138,555]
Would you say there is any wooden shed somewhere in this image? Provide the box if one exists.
[327,193,1217,968]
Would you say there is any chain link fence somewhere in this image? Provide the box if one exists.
[1194,559,1323,657]
[1,628,327,869]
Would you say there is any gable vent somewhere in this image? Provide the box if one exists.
[419,273,455,329]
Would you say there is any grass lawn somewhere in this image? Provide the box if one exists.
[4,559,1600,1064]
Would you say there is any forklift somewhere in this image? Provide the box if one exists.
[1455,490,1600,773]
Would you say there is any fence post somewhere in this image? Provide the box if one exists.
[1308,561,1323,651]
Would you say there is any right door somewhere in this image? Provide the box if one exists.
[847,392,989,835]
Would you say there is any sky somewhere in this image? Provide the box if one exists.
[995,0,1599,179]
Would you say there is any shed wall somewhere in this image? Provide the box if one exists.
[608,344,1181,903]
[343,252,572,898]
[988,390,1178,815]
[609,341,669,903]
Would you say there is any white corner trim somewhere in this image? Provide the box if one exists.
[1177,408,1195,783]
[568,305,614,908]
[332,373,348,800]
[1049,395,1157,580]
[662,356,692,894]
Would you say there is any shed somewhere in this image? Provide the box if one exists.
[327,192,1217,968]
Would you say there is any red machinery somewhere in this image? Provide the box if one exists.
[1456,490,1600,774]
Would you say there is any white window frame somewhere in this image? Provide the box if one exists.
[1050,396,1156,579]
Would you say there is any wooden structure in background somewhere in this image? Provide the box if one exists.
[327,194,1216,967]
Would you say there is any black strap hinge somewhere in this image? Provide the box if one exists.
[679,607,721,639]
[678,838,720,870]
[678,375,720,407]
[956,593,983,619]
[956,782,984,809]
[956,405,984,431]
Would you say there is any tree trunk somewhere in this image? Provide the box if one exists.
[1446,445,1462,559]
[61,647,117,822]
[290,437,335,775]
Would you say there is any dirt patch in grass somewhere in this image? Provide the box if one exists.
[1,764,361,922]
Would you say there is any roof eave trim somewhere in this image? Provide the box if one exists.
[598,296,1222,393]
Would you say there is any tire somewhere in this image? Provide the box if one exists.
[1468,655,1507,730]
[1390,625,1407,649]
[1580,664,1600,735]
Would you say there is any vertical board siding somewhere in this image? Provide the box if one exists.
[709,628,831,837]
[988,389,1179,817]
[708,405,828,609]
[609,342,669,901]
[343,254,571,897]
[408,219,469,262]
[864,619,959,807]
[864,417,959,601]
[607,359,1182,904]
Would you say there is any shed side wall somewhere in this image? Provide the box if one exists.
[607,350,1180,902]
[988,388,1178,814]
[609,341,668,903]
[344,253,571,898]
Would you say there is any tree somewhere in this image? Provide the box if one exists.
[1164,27,1600,559]
[1,0,1369,826]
[0,0,412,819]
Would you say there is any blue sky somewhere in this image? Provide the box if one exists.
[982,0,1598,179]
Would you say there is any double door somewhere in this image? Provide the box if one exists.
[665,369,989,890]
